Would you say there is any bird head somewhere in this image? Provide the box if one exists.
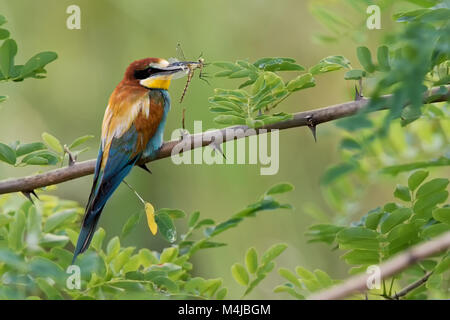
[122,57,190,90]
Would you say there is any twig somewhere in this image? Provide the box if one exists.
[308,232,450,300]
[0,85,448,195]
[391,271,433,300]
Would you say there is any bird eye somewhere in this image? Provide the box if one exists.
[134,67,159,80]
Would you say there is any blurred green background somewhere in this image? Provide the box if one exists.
[0,0,414,298]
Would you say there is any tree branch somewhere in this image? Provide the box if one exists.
[0,85,448,195]
[308,232,450,300]
[391,271,433,300]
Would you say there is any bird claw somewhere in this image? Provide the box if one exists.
[138,163,152,174]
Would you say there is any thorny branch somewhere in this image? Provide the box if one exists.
[0,85,448,195]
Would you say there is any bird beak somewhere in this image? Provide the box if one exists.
[139,60,194,89]
[156,61,193,80]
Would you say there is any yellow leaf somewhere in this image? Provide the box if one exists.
[145,202,157,235]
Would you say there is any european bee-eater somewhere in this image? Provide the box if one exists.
[73,58,191,263]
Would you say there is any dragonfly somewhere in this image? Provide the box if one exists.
[174,43,209,103]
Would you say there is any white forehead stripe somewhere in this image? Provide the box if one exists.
[149,59,169,69]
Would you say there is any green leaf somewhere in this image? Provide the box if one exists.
[380,208,412,234]
[278,268,302,287]
[365,210,384,230]
[387,224,420,255]
[21,151,60,166]
[265,182,294,195]
[8,210,26,251]
[231,263,249,286]
[121,211,142,238]
[416,178,449,199]
[377,45,390,71]
[296,266,315,280]
[29,256,65,284]
[188,211,200,228]
[356,46,375,73]
[213,114,246,126]
[414,191,448,218]
[0,248,27,271]
[111,247,135,273]
[408,170,429,191]
[44,209,78,232]
[314,269,333,288]
[432,207,450,225]
[157,208,186,219]
[69,135,94,149]
[306,224,345,244]
[155,212,176,243]
[106,236,121,260]
[309,55,351,75]
[435,256,450,274]
[245,247,258,274]
[260,243,287,266]
[421,223,450,238]
[216,287,227,300]
[35,278,63,300]
[213,61,241,71]
[65,228,78,246]
[20,51,57,79]
[381,157,450,176]
[159,247,179,263]
[90,227,106,251]
[0,28,10,40]
[16,142,46,157]
[274,284,305,299]
[42,132,63,154]
[194,218,215,229]
[286,73,315,91]
[344,69,366,80]
[139,248,158,267]
[122,254,140,274]
[0,15,6,25]
[321,162,358,185]
[341,249,380,265]
[0,142,16,165]
[39,233,69,248]
[253,57,303,72]
[205,218,242,237]
[394,185,411,202]
[336,227,379,250]
[0,39,17,78]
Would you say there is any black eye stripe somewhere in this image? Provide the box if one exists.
[134,67,160,80]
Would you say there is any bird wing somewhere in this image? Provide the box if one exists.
[73,87,166,261]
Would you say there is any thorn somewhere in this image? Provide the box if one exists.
[354,80,364,101]
[22,190,39,204]
[209,138,226,159]
[138,163,152,174]
[64,145,77,166]
[306,115,317,142]
[178,128,190,142]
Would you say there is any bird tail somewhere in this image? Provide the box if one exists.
[72,204,104,264]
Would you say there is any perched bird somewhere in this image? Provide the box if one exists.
[72,58,191,263]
